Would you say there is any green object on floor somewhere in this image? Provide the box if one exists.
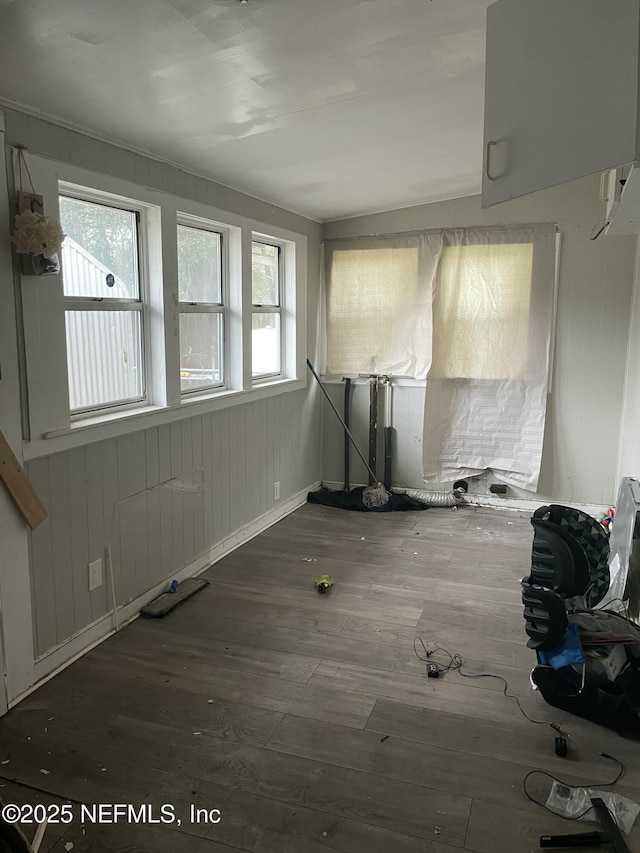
[314,574,334,593]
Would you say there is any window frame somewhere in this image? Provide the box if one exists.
[251,236,284,382]
[176,215,228,396]
[16,152,308,461]
[59,187,150,416]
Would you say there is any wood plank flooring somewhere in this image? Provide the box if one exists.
[3,502,640,851]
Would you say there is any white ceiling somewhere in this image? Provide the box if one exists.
[0,0,492,221]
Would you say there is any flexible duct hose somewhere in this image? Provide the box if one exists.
[404,488,465,507]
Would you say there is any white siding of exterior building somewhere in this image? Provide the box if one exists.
[62,238,141,411]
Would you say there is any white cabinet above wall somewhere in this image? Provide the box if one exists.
[482,0,640,208]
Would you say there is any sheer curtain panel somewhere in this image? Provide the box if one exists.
[324,233,442,379]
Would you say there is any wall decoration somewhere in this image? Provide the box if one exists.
[10,147,65,276]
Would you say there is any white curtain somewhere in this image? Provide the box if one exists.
[324,233,442,379]
[422,225,556,491]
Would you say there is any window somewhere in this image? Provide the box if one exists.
[325,226,555,490]
[17,150,307,455]
[324,229,550,382]
[326,243,422,377]
[324,234,437,379]
[431,242,534,380]
[252,240,282,379]
[59,194,146,413]
[177,221,225,394]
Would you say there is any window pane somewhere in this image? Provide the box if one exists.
[177,225,222,303]
[327,246,420,376]
[252,242,279,305]
[432,243,534,379]
[180,313,224,392]
[59,197,139,298]
[65,310,143,411]
[252,313,280,377]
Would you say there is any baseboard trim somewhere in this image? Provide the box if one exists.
[13,482,319,709]
[458,493,609,517]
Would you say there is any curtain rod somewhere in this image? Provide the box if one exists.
[322,222,558,243]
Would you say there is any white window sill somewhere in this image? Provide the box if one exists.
[23,377,306,460]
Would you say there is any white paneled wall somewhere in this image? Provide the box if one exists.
[26,391,317,659]
[322,176,638,507]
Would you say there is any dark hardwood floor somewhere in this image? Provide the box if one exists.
[2,502,640,852]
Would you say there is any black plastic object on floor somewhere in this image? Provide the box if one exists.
[531,661,640,733]
[0,812,34,853]
[307,486,428,513]
[140,577,210,618]
[540,796,630,852]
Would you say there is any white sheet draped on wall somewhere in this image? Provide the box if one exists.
[422,225,557,491]
[324,224,556,491]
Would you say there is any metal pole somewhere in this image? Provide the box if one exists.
[368,375,378,486]
[382,376,393,491]
[307,360,379,485]
[343,377,351,491]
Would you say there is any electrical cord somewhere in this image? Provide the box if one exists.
[413,637,462,674]
[413,639,627,826]
[523,753,625,820]
[413,637,567,734]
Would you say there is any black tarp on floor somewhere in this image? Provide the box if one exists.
[307,486,429,513]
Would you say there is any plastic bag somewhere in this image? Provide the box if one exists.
[538,623,584,669]
[545,781,640,834]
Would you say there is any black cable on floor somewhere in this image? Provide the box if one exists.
[413,637,566,733]
[413,639,626,826]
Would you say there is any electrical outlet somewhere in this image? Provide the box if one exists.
[88,558,102,591]
[274,481,280,501]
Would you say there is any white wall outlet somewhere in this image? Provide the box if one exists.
[88,558,102,591]
[274,481,280,501]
